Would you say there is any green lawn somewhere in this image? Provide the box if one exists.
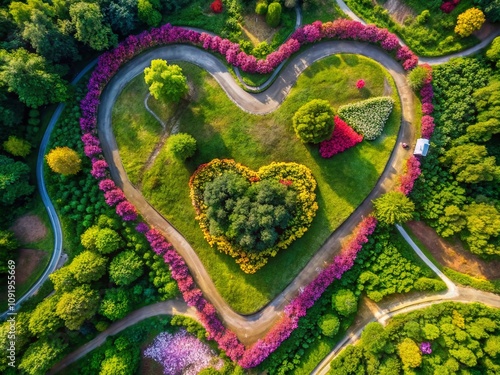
[344,0,479,57]
[112,54,401,314]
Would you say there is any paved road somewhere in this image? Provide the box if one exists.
[98,41,415,345]
[0,60,97,321]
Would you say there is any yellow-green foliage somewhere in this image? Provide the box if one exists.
[189,159,318,273]
[45,146,81,175]
[455,8,485,37]
[3,136,31,157]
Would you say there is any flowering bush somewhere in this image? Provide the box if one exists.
[319,116,363,158]
[397,156,421,196]
[189,159,318,273]
[356,79,365,89]
[144,329,223,374]
[421,115,435,139]
[420,341,432,355]
[210,0,223,13]
[116,201,138,221]
[440,0,460,13]
[90,159,108,179]
[338,97,395,140]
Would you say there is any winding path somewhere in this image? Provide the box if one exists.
[98,41,415,345]
[0,60,97,321]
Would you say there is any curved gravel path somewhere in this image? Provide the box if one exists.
[98,41,415,344]
[0,60,97,321]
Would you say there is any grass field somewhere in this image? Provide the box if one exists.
[112,54,402,314]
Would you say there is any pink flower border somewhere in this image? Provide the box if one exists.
[77,20,428,367]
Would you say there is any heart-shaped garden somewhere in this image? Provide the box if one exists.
[189,159,318,274]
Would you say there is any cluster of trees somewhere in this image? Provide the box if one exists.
[330,302,500,374]
[411,51,500,257]
[203,172,298,252]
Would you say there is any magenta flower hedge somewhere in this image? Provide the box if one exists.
[397,156,421,196]
[319,116,363,158]
[75,19,425,368]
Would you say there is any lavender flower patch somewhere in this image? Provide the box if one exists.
[144,329,223,375]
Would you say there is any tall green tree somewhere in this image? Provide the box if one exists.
[70,2,117,51]
[373,191,415,225]
[0,49,68,108]
[22,10,79,63]
[0,154,34,206]
[105,0,138,35]
[441,144,500,183]
[144,59,188,102]
[69,250,107,284]
[137,0,161,27]
[18,336,67,375]
[56,284,100,330]
[109,250,144,286]
[99,288,132,321]
[28,295,63,337]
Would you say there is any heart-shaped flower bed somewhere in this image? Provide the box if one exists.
[189,159,318,273]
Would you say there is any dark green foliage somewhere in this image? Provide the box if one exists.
[167,133,197,160]
[160,0,192,12]
[171,315,207,340]
[203,172,298,252]
[21,9,79,63]
[99,288,132,321]
[70,2,117,51]
[474,0,500,22]
[104,0,138,35]
[292,99,335,143]
[255,0,267,15]
[0,229,19,274]
[0,48,68,108]
[0,154,34,206]
[109,250,144,286]
[266,2,281,27]
[330,302,500,374]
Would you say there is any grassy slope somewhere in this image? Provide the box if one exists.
[113,54,401,313]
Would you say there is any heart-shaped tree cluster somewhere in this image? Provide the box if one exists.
[189,159,318,273]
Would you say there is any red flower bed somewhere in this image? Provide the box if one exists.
[440,0,460,13]
[210,0,223,13]
[319,116,363,158]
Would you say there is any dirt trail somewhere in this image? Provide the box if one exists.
[406,221,500,280]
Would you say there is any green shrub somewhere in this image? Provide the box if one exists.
[407,65,430,91]
[167,133,197,160]
[3,136,31,157]
[486,36,500,68]
[332,289,358,317]
[318,313,340,337]
[338,96,394,140]
[414,277,447,292]
[292,99,335,143]
[255,0,268,15]
[266,2,281,27]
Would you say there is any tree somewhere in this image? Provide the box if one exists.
[333,289,358,317]
[0,155,34,206]
[318,313,340,337]
[474,0,500,22]
[109,250,144,286]
[18,336,67,375]
[362,322,388,354]
[137,0,161,27]
[69,250,107,283]
[3,135,31,157]
[292,99,335,143]
[70,2,117,51]
[462,202,500,256]
[255,1,267,15]
[441,144,500,183]
[484,335,500,358]
[407,65,430,91]
[266,2,281,27]
[0,48,68,108]
[486,37,500,68]
[46,146,82,175]
[95,227,122,254]
[0,230,18,275]
[397,338,422,369]
[49,266,78,292]
[22,10,79,63]
[455,8,486,37]
[28,295,63,337]
[144,59,188,103]
[373,191,415,225]
[167,133,197,160]
[99,288,132,321]
[104,0,138,36]
[56,284,100,330]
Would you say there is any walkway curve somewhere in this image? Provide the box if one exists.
[335,0,500,66]
[0,60,97,321]
[98,40,415,345]
[49,299,197,374]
